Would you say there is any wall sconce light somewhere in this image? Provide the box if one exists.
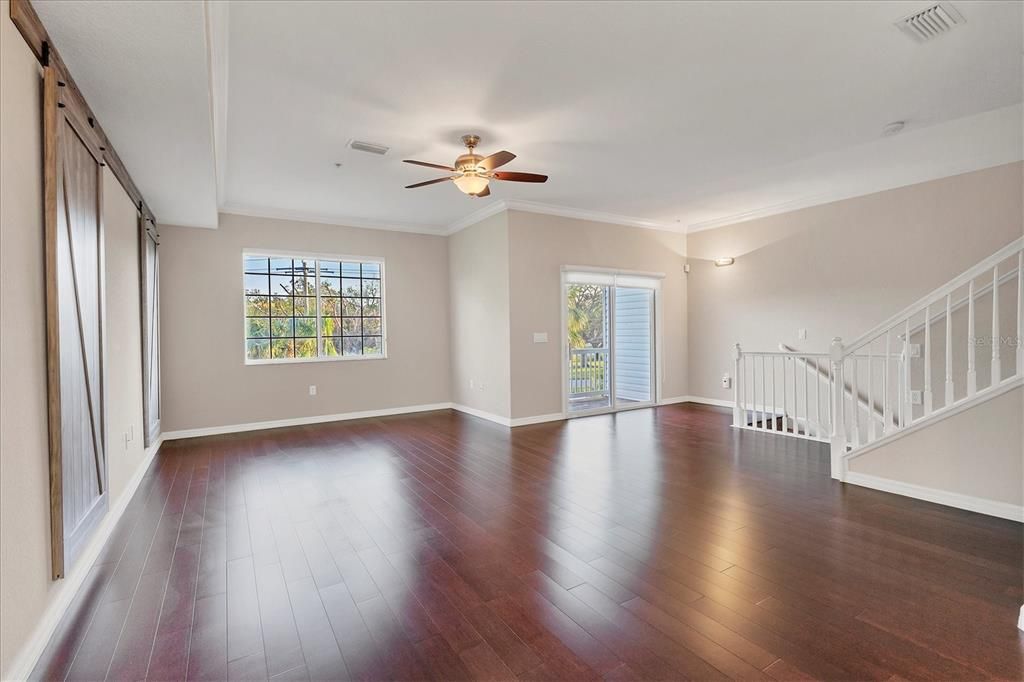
[714,257,735,267]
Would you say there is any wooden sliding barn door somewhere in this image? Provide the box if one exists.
[44,65,107,579]
[140,218,160,446]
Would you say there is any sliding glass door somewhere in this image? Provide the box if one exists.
[613,287,655,407]
[567,283,612,411]
[565,271,658,415]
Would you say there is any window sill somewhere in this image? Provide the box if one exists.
[245,353,388,366]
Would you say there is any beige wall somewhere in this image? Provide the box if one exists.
[158,212,451,432]
[687,162,1024,402]
[447,212,512,417]
[507,211,688,419]
[0,7,51,674]
[848,385,1023,506]
[103,170,148,495]
[1,7,151,674]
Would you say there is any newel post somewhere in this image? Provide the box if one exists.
[733,344,742,427]
[829,337,846,481]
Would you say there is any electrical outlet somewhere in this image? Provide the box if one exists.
[469,378,475,390]
[797,328,807,340]
[908,343,921,358]
[309,385,317,396]
[721,373,732,389]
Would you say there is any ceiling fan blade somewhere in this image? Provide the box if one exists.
[473,186,491,197]
[477,150,515,172]
[492,171,548,183]
[405,176,453,189]
[403,159,456,171]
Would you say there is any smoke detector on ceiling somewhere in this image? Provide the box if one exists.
[348,139,390,155]
[895,2,965,43]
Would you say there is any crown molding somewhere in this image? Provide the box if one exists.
[442,200,510,234]
[502,199,679,233]
[687,106,1023,234]
[443,198,681,236]
[686,193,839,234]
[687,155,1018,234]
[211,200,682,238]
[218,204,448,235]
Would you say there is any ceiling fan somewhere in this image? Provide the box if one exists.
[403,134,548,197]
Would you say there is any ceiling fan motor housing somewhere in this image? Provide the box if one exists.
[455,153,484,173]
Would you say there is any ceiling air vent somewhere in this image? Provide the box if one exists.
[895,2,965,43]
[348,139,390,155]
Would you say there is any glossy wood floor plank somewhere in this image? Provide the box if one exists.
[31,405,1023,681]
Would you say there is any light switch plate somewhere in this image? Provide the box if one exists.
[533,332,548,343]
[309,385,317,396]
[797,328,807,340]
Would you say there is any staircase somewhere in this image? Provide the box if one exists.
[732,237,1023,481]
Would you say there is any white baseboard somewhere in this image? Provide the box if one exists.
[164,403,564,438]
[1019,605,1024,632]
[501,397,727,426]
[162,402,453,440]
[510,412,566,427]
[5,436,165,682]
[675,395,733,408]
[844,471,1024,523]
[449,403,512,427]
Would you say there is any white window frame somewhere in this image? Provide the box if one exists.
[242,248,388,365]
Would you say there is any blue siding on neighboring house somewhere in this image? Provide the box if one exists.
[614,288,653,402]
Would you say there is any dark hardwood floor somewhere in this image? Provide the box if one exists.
[32,404,1023,681]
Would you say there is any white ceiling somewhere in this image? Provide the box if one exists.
[34,0,219,228]
[32,1,1024,234]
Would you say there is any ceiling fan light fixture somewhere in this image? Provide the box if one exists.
[404,134,545,197]
[453,173,489,195]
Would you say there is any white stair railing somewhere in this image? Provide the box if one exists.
[732,237,1024,480]
[733,346,832,442]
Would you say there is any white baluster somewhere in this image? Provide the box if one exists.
[815,356,823,436]
[769,356,776,431]
[1018,251,1023,379]
[814,357,822,440]
[923,304,933,415]
[751,355,757,428]
[992,265,1001,387]
[733,344,742,427]
[803,356,809,437]
[786,356,794,430]
[968,280,977,396]
[867,346,875,443]
[751,354,757,429]
[902,319,911,428]
[782,357,788,433]
[883,330,891,434]
[850,356,860,447]
[823,356,831,430]
[829,337,845,479]
[760,355,767,430]
[945,294,954,408]
[792,354,799,434]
